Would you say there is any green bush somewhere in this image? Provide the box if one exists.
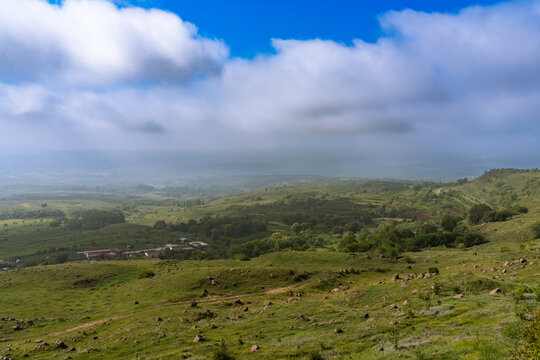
[469,204,492,224]
[531,221,540,239]
[307,351,326,360]
[136,270,155,279]
[212,340,233,360]
[512,286,528,302]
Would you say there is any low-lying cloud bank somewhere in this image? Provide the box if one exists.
[0,0,539,168]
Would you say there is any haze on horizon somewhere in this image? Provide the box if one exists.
[0,0,539,182]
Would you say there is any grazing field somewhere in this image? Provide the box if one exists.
[0,169,539,359]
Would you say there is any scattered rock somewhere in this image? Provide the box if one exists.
[403,300,410,306]
[361,313,370,319]
[55,340,68,349]
[519,257,527,264]
[333,327,343,334]
[156,317,163,322]
[297,314,310,322]
[489,288,501,295]
[392,274,400,282]
[233,299,244,306]
[453,294,464,299]
[382,295,388,302]
[249,344,260,352]
[263,301,272,307]
[284,298,298,303]
[193,334,204,343]
[189,301,198,308]
[200,289,209,297]
[389,304,398,309]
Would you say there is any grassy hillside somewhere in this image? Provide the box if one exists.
[0,249,538,359]
[0,169,539,359]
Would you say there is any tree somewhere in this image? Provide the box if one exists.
[441,214,461,232]
[469,204,492,224]
[290,222,307,235]
[153,220,167,230]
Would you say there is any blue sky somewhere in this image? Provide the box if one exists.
[120,0,503,58]
[0,0,539,180]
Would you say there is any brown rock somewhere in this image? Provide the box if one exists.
[489,288,501,295]
[249,345,260,352]
[55,340,68,349]
[333,327,343,334]
[453,294,464,299]
[193,334,204,343]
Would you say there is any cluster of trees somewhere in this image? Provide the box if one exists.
[231,197,375,232]
[0,208,65,220]
[50,210,125,230]
[338,215,486,258]
[469,204,528,224]
[155,215,267,239]
[229,231,328,259]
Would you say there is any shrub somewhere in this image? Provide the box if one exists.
[457,232,487,247]
[469,204,492,224]
[212,340,233,360]
[404,256,415,264]
[232,253,250,261]
[441,214,462,232]
[136,270,155,279]
[531,221,540,239]
[512,205,528,215]
[307,351,326,360]
[512,286,528,302]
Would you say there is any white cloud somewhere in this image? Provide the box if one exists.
[0,0,228,84]
[0,0,539,162]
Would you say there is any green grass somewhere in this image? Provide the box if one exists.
[0,246,538,359]
[0,170,539,358]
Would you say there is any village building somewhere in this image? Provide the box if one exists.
[78,248,120,259]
